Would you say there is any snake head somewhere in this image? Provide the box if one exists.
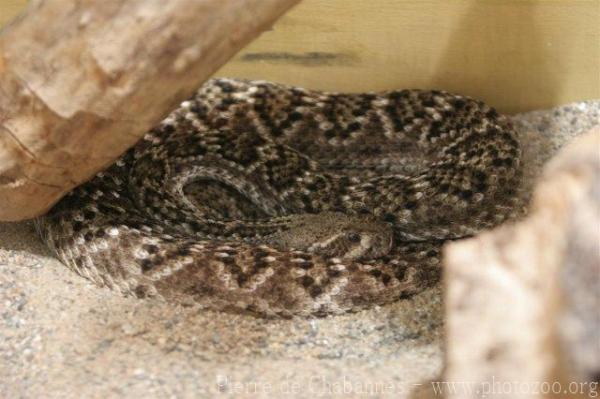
[266,212,393,261]
[307,219,393,260]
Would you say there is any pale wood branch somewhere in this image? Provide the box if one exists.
[0,0,300,221]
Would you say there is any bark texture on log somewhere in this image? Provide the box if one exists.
[443,128,600,399]
[0,0,300,221]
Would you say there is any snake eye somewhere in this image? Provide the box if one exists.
[347,232,361,243]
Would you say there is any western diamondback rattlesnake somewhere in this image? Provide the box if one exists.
[35,78,524,317]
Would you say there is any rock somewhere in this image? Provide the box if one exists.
[444,128,600,399]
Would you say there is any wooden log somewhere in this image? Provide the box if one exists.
[0,0,300,221]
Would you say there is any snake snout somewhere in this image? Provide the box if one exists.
[340,221,394,260]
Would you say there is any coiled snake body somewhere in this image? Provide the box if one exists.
[36,79,523,317]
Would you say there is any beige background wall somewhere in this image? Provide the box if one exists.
[2,0,599,113]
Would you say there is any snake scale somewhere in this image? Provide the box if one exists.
[35,78,523,317]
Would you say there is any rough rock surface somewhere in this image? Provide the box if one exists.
[1,100,598,398]
[444,126,599,399]
[554,131,600,384]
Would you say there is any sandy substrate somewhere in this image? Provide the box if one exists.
[1,100,598,399]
